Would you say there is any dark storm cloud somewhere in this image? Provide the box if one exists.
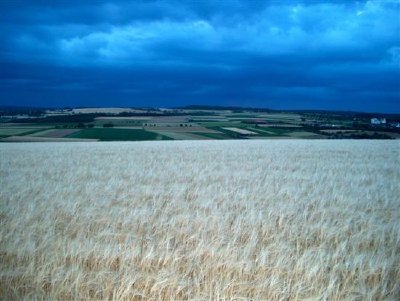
[0,0,399,112]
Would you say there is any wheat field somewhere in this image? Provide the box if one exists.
[1,140,399,300]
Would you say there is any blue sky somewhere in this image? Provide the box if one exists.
[0,0,399,112]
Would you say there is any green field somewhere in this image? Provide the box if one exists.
[66,128,172,141]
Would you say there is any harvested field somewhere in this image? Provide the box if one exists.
[0,140,399,300]
[29,129,81,138]
[222,127,258,135]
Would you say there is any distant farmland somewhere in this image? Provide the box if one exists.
[1,140,399,300]
[2,108,399,142]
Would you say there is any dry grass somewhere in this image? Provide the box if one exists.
[0,140,399,300]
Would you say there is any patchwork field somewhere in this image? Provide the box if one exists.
[0,140,399,300]
[2,109,399,141]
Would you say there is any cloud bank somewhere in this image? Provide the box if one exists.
[0,0,399,112]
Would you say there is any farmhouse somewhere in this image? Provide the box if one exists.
[371,118,386,125]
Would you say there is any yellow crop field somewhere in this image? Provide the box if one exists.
[1,140,399,300]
